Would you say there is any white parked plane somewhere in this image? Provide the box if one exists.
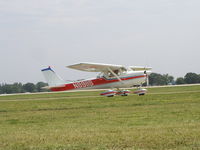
[41,63,152,97]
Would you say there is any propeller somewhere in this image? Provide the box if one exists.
[144,69,150,87]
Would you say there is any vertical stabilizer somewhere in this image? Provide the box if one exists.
[41,67,65,87]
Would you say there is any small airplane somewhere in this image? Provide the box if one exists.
[41,63,152,97]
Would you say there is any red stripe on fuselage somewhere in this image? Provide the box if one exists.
[50,75,146,92]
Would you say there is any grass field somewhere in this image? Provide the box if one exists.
[0,85,200,150]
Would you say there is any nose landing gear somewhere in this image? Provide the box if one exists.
[133,88,147,96]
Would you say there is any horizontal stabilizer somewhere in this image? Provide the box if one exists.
[42,84,66,89]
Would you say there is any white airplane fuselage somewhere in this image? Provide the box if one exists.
[49,70,151,92]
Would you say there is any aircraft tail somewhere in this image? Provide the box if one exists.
[41,67,65,87]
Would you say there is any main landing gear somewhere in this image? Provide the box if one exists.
[100,89,131,97]
[100,88,148,97]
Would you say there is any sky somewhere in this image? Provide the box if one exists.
[0,0,200,83]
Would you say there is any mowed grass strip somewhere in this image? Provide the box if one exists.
[0,85,200,150]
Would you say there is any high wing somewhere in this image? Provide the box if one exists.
[67,62,127,72]
[129,66,152,71]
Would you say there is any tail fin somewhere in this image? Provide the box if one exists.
[41,67,65,87]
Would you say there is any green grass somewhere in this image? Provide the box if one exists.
[0,85,200,150]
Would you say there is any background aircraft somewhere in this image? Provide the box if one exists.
[42,63,152,97]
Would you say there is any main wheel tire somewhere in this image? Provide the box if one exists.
[139,93,145,96]
[107,95,114,97]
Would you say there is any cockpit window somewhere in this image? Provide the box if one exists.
[97,70,125,79]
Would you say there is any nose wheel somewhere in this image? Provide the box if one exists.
[133,88,147,96]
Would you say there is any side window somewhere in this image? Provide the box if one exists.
[103,70,122,79]
[114,70,120,76]
[108,72,114,78]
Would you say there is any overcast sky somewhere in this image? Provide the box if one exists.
[0,0,200,83]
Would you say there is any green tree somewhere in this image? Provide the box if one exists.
[0,84,2,94]
[176,77,185,84]
[184,72,200,84]
[23,83,36,93]
[149,73,166,85]
[199,74,200,82]
[12,83,24,93]
[36,82,48,92]
[149,73,175,86]
[162,74,174,85]
[1,84,13,94]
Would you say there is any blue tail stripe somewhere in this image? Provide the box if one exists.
[41,67,54,72]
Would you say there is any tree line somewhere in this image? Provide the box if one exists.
[0,72,200,94]
[0,82,48,94]
[149,72,200,86]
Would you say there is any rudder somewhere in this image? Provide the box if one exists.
[41,67,65,87]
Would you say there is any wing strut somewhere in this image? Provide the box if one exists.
[107,67,122,82]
